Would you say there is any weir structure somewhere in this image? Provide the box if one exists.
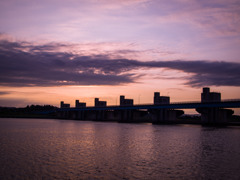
[57,87,240,125]
[196,87,234,125]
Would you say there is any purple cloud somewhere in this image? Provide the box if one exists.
[0,39,240,87]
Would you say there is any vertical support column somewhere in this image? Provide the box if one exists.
[119,110,133,122]
[196,108,233,125]
[95,110,106,121]
[76,110,85,120]
[158,109,169,123]
[149,109,169,123]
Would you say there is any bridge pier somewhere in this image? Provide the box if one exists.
[196,87,234,125]
[119,110,134,122]
[76,110,85,120]
[84,110,106,121]
[57,110,70,119]
[149,109,184,124]
[156,109,168,123]
[196,108,234,125]
[95,110,106,121]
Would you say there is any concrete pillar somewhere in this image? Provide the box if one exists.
[149,109,168,123]
[76,110,85,120]
[94,110,106,121]
[119,110,133,122]
[196,108,234,125]
[149,109,184,124]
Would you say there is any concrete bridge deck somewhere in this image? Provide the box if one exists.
[57,99,240,111]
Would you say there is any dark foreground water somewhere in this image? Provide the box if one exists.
[0,118,240,180]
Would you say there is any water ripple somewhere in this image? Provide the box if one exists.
[0,119,240,179]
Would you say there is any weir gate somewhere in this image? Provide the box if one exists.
[57,88,240,125]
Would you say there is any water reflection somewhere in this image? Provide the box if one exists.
[0,119,239,179]
[199,127,240,179]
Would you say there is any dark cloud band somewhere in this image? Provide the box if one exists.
[0,39,240,87]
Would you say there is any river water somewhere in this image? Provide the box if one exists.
[0,118,239,180]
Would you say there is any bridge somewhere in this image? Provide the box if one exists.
[57,88,240,125]
[58,99,240,111]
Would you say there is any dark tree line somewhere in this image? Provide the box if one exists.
[0,105,58,118]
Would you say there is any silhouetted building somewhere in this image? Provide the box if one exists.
[95,98,107,107]
[120,96,134,106]
[201,87,221,103]
[60,101,70,108]
[75,100,86,108]
[154,92,170,105]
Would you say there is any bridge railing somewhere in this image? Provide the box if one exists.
[117,99,240,107]
[221,99,240,102]
[60,99,240,109]
[169,99,240,105]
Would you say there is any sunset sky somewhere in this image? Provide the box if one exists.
[0,0,240,113]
